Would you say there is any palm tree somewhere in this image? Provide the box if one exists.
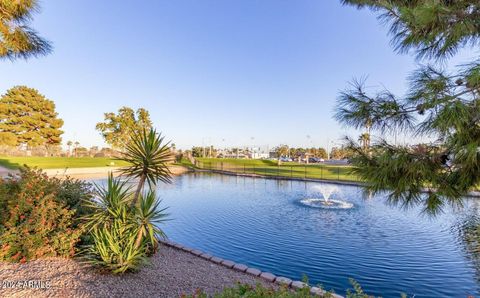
[66,141,73,157]
[74,141,80,157]
[358,133,370,151]
[0,0,52,60]
[117,129,174,207]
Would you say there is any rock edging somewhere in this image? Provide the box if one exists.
[159,239,344,298]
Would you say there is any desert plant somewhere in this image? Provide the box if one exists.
[83,129,173,273]
[83,174,132,230]
[134,189,169,251]
[117,128,174,207]
[83,174,169,273]
[86,211,147,274]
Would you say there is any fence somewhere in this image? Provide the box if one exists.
[194,160,360,183]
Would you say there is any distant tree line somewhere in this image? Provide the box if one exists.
[188,144,352,160]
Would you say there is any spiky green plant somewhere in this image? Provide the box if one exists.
[134,190,169,251]
[117,129,174,207]
[86,214,147,274]
[82,174,169,273]
[83,174,132,230]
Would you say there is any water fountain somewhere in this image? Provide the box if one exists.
[300,184,354,209]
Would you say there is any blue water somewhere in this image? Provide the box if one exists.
[97,173,480,297]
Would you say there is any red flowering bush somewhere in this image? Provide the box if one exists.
[0,168,92,262]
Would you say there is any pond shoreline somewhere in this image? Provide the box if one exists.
[192,168,480,198]
[159,239,341,298]
[4,165,479,198]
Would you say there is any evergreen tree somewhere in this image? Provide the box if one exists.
[96,107,152,150]
[0,86,64,150]
[336,1,480,214]
[0,0,51,60]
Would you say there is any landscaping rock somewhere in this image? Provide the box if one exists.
[191,249,203,256]
[291,281,307,290]
[259,272,276,282]
[220,260,235,268]
[232,263,248,272]
[199,253,212,260]
[210,256,223,264]
[310,287,325,296]
[274,276,292,286]
[245,267,262,276]
[0,244,276,298]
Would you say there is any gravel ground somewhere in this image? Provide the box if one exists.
[0,244,275,298]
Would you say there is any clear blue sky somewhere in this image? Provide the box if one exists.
[0,0,475,150]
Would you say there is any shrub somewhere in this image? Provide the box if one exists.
[184,283,329,298]
[185,279,388,298]
[85,209,148,274]
[0,168,92,262]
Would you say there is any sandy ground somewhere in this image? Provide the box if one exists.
[0,244,274,298]
[0,165,190,180]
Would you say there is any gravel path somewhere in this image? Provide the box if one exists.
[0,244,275,298]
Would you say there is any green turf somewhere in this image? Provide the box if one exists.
[173,157,195,168]
[196,158,359,182]
[0,156,129,170]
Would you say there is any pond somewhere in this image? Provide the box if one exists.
[95,173,480,297]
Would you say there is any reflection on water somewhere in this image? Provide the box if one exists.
[93,173,480,297]
[455,200,480,285]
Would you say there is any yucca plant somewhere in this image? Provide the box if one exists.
[117,128,174,207]
[82,174,169,273]
[134,190,169,252]
[83,174,132,230]
[86,214,147,274]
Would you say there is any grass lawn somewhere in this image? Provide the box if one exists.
[0,156,129,170]
[196,158,359,182]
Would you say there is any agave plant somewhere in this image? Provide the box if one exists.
[117,129,174,207]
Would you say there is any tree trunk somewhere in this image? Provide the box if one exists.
[131,174,146,207]
[134,228,144,249]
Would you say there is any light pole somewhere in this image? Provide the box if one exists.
[250,137,255,159]
[326,140,336,160]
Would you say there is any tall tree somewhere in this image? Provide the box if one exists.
[336,1,480,214]
[0,0,52,60]
[0,86,63,150]
[96,107,152,150]
[317,148,327,159]
[275,145,289,158]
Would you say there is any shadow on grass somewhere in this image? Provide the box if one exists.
[0,159,21,170]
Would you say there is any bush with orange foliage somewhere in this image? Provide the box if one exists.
[0,168,92,262]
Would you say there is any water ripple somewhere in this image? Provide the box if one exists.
[95,173,480,298]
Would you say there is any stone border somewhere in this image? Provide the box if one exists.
[159,239,344,298]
